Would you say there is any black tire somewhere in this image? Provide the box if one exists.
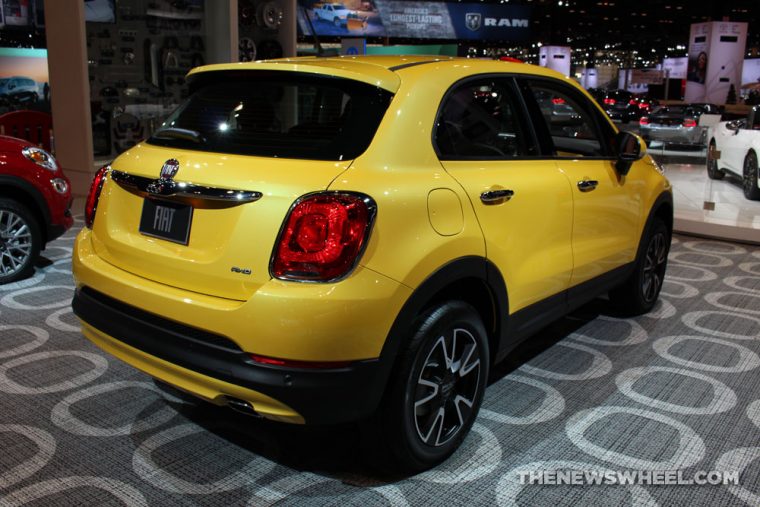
[707,141,725,180]
[333,17,340,26]
[0,198,41,284]
[609,217,670,316]
[742,151,760,200]
[366,301,489,474]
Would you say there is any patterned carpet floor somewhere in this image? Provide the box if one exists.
[0,216,759,506]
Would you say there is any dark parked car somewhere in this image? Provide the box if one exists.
[0,135,73,283]
[601,90,653,123]
[639,103,721,146]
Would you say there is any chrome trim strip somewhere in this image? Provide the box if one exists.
[110,170,262,203]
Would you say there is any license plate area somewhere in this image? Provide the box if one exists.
[139,198,193,245]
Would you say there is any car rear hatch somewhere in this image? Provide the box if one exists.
[90,67,396,301]
[649,113,684,126]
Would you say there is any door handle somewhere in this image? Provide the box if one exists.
[480,189,514,204]
[577,179,599,192]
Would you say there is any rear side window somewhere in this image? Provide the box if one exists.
[524,81,615,158]
[148,71,393,161]
[435,78,536,159]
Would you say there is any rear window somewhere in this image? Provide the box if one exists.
[147,71,394,161]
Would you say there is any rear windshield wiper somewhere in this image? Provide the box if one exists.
[152,127,205,144]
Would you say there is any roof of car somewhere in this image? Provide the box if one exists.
[187,55,563,93]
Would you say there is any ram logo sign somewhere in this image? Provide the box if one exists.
[484,18,529,28]
[465,12,481,31]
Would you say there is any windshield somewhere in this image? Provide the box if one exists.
[148,71,393,161]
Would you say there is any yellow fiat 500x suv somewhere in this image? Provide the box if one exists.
[72,56,672,472]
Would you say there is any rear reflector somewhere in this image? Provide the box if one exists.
[683,119,697,128]
[249,354,352,369]
[639,117,649,126]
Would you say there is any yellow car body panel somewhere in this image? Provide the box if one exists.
[75,228,412,361]
[441,160,574,312]
[92,144,351,301]
[187,56,411,93]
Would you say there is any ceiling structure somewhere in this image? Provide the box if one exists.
[523,0,759,66]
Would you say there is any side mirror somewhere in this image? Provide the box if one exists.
[615,131,646,176]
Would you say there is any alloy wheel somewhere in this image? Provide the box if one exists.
[642,231,668,303]
[413,328,481,447]
[0,209,33,277]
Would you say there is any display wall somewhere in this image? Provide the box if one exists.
[85,0,206,158]
[685,21,748,104]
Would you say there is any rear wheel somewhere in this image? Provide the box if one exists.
[743,151,760,200]
[368,301,489,473]
[707,141,725,180]
[0,199,41,284]
[609,217,670,316]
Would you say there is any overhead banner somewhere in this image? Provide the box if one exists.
[297,0,532,40]
[631,69,664,85]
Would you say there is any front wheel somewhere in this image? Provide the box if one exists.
[707,142,725,180]
[743,151,760,200]
[368,301,489,473]
[609,217,670,316]
[333,17,341,26]
[0,199,41,284]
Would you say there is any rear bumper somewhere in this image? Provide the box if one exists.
[640,125,705,145]
[73,286,388,424]
[71,228,411,425]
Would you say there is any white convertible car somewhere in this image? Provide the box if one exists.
[707,106,760,200]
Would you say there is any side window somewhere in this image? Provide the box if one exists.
[435,78,535,159]
[526,82,614,158]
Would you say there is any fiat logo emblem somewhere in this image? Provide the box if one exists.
[160,159,180,180]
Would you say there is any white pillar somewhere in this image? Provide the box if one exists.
[539,46,571,77]
[685,21,748,103]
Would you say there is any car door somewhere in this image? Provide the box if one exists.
[437,76,574,314]
[716,119,748,173]
[518,78,641,290]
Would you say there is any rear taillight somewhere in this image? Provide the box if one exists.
[683,118,697,128]
[85,165,109,228]
[639,117,649,126]
[271,192,376,282]
[638,101,650,109]
[551,97,566,105]
[604,98,616,105]
[629,99,638,106]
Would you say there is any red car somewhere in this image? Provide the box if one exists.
[0,135,73,283]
